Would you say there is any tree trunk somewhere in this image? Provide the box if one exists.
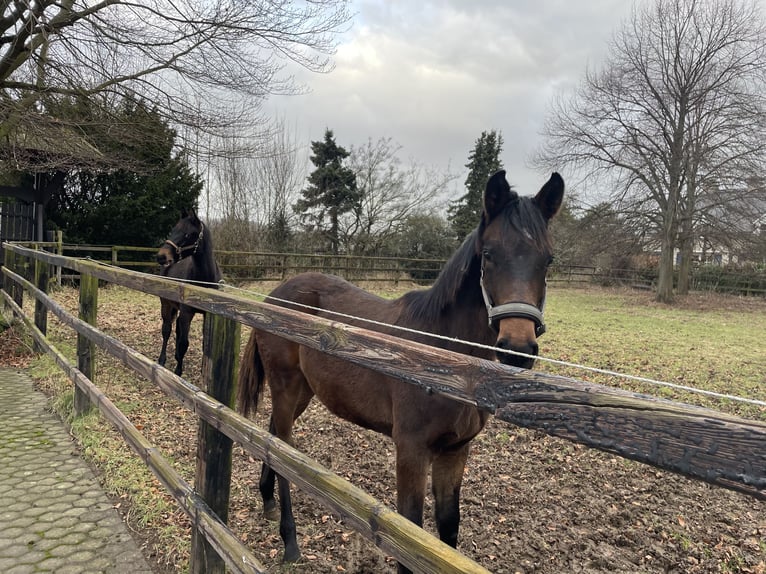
[656,233,675,303]
[656,180,680,303]
[677,241,692,295]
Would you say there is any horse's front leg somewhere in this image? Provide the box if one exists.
[158,302,176,367]
[431,445,471,548]
[395,443,430,574]
[173,308,194,376]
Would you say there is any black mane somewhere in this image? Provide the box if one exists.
[194,224,222,285]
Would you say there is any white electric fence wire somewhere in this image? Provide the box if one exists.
[86,259,766,409]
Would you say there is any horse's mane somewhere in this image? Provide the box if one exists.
[400,194,551,324]
[195,223,222,285]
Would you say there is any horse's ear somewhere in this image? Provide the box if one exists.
[534,172,564,221]
[484,170,515,221]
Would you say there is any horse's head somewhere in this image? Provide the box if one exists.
[156,209,204,267]
[477,170,564,369]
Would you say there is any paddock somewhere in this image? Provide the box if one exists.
[2,242,765,573]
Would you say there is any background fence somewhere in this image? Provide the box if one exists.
[12,239,766,295]
[2,242,765,573]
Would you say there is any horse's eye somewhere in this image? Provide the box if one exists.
[482,248,493,262]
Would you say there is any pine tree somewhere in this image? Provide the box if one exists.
[44,98,202,246]
[294,129,360,254]
[448,130,504,240]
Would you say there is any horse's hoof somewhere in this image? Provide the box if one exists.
[263,503,279,522]
[282,546,301,563]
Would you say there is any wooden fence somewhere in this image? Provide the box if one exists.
[2,242,765,573]
[17,239,766,294]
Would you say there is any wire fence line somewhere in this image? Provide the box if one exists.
[74,256,766,410]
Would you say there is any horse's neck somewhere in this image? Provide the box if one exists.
[405,268,493,349]
[191,244,219,284]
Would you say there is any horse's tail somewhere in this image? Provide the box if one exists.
[238,330,265,417]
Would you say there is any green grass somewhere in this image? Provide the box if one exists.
[539,287,766,418]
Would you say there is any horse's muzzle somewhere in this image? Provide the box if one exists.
[156,245,175,268]
[495,337,538,369]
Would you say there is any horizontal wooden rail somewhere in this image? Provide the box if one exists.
[6,243,765,500]
[2,261,490,574]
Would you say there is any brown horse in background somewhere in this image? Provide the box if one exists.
[155,209,221,376]
[238,170,564,574]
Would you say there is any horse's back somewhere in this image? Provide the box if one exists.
[268,272,398,324]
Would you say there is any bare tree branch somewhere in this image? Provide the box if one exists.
[534,0,766,301]
[0,0,352,171]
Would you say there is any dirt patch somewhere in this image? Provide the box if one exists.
[3,286,765,573]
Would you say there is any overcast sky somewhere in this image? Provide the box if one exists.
[261,0,655,206]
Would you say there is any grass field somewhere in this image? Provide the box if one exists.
[2,282,765,573]
[537,287,765,419]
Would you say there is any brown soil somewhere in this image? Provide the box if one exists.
[1,287,764,574]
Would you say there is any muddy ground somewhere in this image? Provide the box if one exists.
[1,287,764,574]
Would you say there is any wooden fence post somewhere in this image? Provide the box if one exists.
[2,247,12,318]
[55,230,63,286]
[10,248,24,310]
[191,311,241,574]
[33,256,49,351]
[76,273,98,416]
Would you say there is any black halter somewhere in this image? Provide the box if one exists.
[479,260,547,337]
[163,223,204,263]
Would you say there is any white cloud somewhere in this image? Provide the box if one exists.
[263,0,648,199]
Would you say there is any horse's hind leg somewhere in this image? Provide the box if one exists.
[260,385,313,521]
[158,301,177,367]
[431,445,471,548]
[259,417,279,520]
[266,371,314,563]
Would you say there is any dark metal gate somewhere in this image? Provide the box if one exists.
[0,197,35,263]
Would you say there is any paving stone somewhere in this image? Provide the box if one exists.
[0,368,154,573]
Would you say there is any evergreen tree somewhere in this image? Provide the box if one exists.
[294,129,360,254]
[45,99,202,246]
[448,130,504,240]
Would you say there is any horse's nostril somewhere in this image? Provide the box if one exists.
[495,338,538,369]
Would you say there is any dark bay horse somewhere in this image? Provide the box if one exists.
[155,209,221,376]
[238,170,564,573]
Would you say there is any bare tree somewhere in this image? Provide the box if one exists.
[0,0,351,172]
[534,0,766,302]
[254,118,307,249]
[341,137,456,254]
[209,118,306,251]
